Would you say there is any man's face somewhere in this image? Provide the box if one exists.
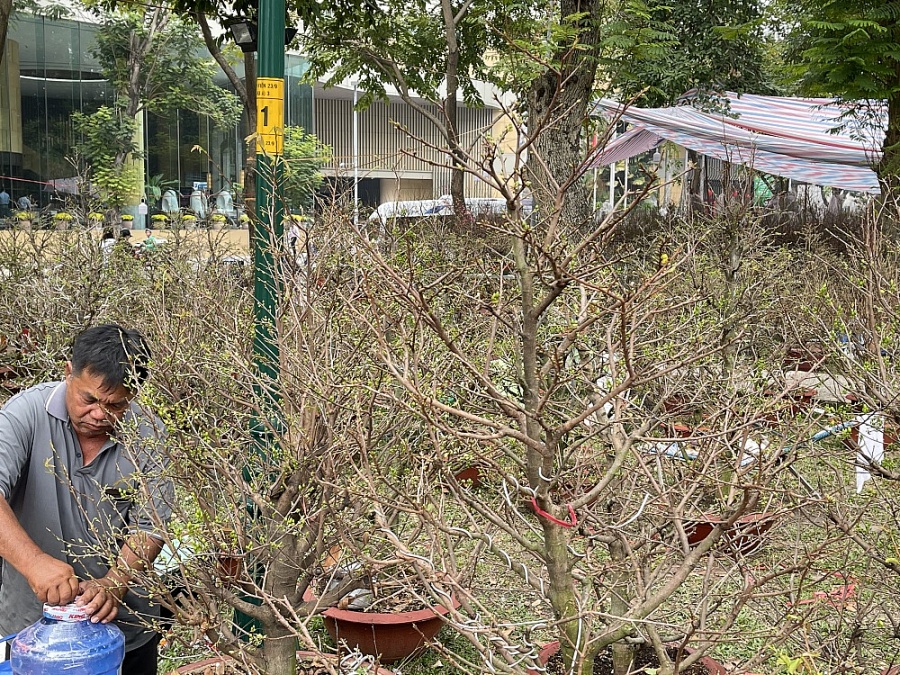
[64,363,133,439]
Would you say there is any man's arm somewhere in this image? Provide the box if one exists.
[76,532,164,624]
[0,497,80,605]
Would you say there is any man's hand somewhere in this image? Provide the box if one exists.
[26,554,80,606]
[76,577,127,624]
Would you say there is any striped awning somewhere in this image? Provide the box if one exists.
[593,128,661,166]
[592,93,883,193]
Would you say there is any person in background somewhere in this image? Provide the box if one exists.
[99,228,116,260]
[0,189,10,219]
[112,229,135,258]
[16,194,32,211]
[142,229,160,253]
[0,324,172,675]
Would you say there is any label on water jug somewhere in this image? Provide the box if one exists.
[42,603,90,622]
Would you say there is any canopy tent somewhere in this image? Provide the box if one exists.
[592,94,885,193]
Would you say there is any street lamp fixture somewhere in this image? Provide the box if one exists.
[228,19,298,53]
[228,20,258,53]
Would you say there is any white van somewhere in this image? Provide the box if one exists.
[367,197,452,225]
[366,196,511,225]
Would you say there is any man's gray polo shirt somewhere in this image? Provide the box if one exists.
[0,381,172,651]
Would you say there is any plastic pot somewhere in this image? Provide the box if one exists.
[683,512,777,557]
[304,588,458,664]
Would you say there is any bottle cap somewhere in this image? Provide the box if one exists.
[42,603,90,622]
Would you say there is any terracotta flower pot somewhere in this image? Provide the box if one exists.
[452,466,482,487]
[669,423,712,438]
[528,641,728,675]
[761,388,817,418]
[783,343,825,372]
[304,589,458,663]
[217,553,243,582]
[683,512,777,557]
[171,650,397,674]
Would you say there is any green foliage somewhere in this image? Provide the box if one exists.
[72,106,138,165]
[145,174,178,203]
[608,0,775,106]
[91,11,242,128]
[783,1,900,100]
[486,7,603,95]
[280,126,330,212]
[301,0,492,108]
[783,0,900,189]
[71,106,139,207]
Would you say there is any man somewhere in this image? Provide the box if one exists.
[142,229,160,253]
[114,229,135,257]
[0,189,9,219]
[16,194,32,211]
[0,324,172,675]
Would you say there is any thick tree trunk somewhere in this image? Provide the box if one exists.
[0,0,12,68]
[441,0,468,222]
[877,84,900,205]
[525,0,603,228]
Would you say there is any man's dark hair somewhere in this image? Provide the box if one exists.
[71,324,151,392]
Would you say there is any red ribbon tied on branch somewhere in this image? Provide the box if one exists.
[530,497,578,528]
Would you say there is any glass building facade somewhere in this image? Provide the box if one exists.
[0,12,312,212]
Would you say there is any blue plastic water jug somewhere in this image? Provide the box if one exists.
[10,603,125,675]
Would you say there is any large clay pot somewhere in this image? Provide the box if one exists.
[783,343,825,372]
[305,589,458,663]
[171,650,397,674]
[683,512,777,557]
[452,466,482,487]
[528,641,728,675]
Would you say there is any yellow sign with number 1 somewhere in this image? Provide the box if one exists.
[256,77,284,155]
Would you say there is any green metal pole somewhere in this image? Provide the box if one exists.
[253,0,285,422]
[236,0,286,643]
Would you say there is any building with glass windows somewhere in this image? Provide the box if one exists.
[0,9,500,222]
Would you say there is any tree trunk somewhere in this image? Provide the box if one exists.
[877,83,900,204]
[0,0,11,68]
[609,540,634,675]
[262,533,300,675]
[515,233,594,675]
[525,0,603,228]
[441,0,469,223]
[261,618,296,675]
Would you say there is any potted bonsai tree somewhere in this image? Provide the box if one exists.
[328,72,832,675]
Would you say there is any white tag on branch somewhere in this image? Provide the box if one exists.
[856,413,885,493]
